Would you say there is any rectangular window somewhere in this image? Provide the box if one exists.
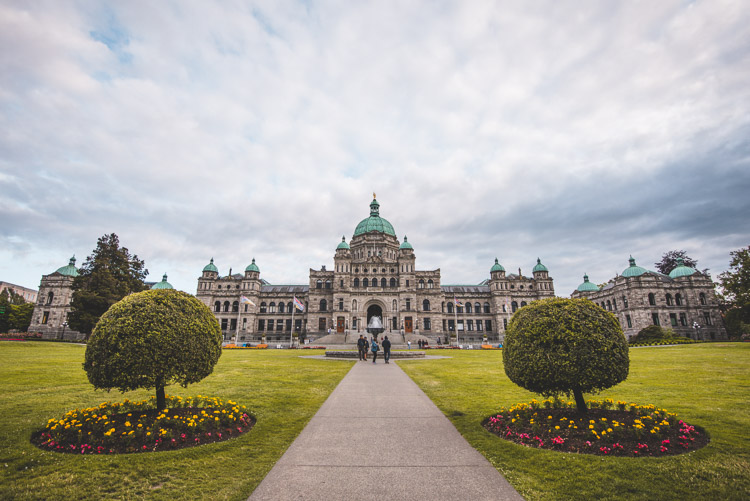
[670,313,677,327]
[276,321,283,332]
[295,319,302,332]
[423,318,431,330]
[405,299,411,311]
[477,321,483,332]
[626,315,632,328]
[704,312,712,326]
[679,313,687,326]
[406,280,409,287]
[286,319,292,332]
[42,311,49,324]
[442,319,446,331]
[652,313,660,326]
[448,319,455,331]
[467,319,474,331]
[258,319,265,331]
[338,299,344,311]
[485,320,492,332]
[221,319,228,330]
[267,319,274,332]
[392,317,397,331]
[230,319,237,331]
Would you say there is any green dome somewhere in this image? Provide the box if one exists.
[151,273,173,290]
[336,236,350,250]
[532,258,548,272]
[669,257,697,279]
[353,197,396,237]
[203,258,218,273]
[399,236,413,250]
[577,274,599,292]
[55,256,79,277]
[245,258,260,273]
[490,258,505,273]
[622,255,648,278]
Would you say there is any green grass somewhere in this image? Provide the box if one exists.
[399,343,750,500]
[0,343,352,500]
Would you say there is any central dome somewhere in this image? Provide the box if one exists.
[353,197,396,237]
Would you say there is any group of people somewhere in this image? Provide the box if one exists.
[357,335,392,364]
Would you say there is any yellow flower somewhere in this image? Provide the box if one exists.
[555,426,560,430]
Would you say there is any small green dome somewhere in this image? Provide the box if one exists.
[622,255,648,277]
[577,274,599,292]
[203,258,218,273]
[337,236,350,250]
[353,197,396,237]
[490,258,505,273]
[532,258,548,272]
[245,258,260,273]
[399,236,413,250]
[151,273,173,289]
[55,256,79,277]
[669,257,697,279]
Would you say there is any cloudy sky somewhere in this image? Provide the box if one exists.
[2,0,749,297]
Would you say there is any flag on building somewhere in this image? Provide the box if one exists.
[293,296,305,312]
[240,296,255,306]
[454,297,463,306]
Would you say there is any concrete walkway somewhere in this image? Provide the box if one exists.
[249,359,523,500]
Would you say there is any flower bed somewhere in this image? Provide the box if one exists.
[629,338,698,347]
[484,398,708,457]
[0,332,42,340]
[481,344,502,350]
[224,343,268,349]
[32,395,255,454]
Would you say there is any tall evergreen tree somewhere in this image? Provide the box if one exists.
[719,246,750,324]
[68,234,148,337]
[654,250,698,275]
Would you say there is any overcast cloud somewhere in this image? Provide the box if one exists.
[1,0,749,297]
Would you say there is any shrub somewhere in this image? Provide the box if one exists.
[633,325,672,342]
[84,289,222,410]
[503,297,629,413]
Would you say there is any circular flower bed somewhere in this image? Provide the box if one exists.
[484,398,708,456]
[32,395,255,454]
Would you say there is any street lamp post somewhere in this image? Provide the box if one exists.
[692,321,701,340]
[60,321,68,341]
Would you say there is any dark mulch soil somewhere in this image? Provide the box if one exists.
[483,408,709,457]
[31,407,255,455]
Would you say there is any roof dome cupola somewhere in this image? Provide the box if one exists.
[370,197,380,217]
[353,195,396,237]
[55,255,79,277]
[337,236,350,250]
[203,258,218,273]
[245,258,260,273]
[151,273,173,290]
[621,255,648,278]
[669,257,697,279]
[399,235,413,250]
[532,258,548,273]
[576,274,600,292]
[490,258,505,273]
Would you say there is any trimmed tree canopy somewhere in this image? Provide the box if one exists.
[83,289,222,410]
[503,297,629,412]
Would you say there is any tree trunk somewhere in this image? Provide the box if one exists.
[156,383,166,411]
[573,387,587,414]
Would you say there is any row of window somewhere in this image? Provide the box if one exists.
[651,311,713,327]
[648,292,707,306]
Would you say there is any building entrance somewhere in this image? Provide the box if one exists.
[337,317,345,333]
[405,317,413,333]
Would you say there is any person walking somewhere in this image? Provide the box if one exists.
[407,340,411,350]
[364,337,369,361]
[370,337,379,363]
[382,335,391,364]
[357,335,366,361]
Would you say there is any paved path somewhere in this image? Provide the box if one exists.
[249,359,523,500]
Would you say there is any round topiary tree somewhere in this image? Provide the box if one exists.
[84,289,222,411]
[503,297,629,413]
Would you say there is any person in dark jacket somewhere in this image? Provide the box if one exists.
[370,337,379,363]
[382,336,392,364]
[357,335,366,361]
[363,337,369,361]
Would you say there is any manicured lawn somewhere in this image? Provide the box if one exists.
[399,343,750,500]
[0,343,352,500]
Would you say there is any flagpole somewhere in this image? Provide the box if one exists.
[290,302,296,349]
[454,296,460,347]
[234,303,242,346]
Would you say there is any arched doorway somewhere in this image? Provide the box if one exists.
[366,304,384,336]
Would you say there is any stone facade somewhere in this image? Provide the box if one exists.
[28,257,83,340]
[196,197,555,344]
[571,257,727,340]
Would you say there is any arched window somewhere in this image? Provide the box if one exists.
[484,302,490,313]
[222,301,229,312]
[232,301,239,312]
[354,278,359,288]
[511,301,518,312]
[699,293,706,305]
[612,299,617,310]
[465,302,473,314]
[427,279,434,289]
[260,302,267,313]
[666,294,673,306]
[287,302,293,313]
[352,299,357,311]
[381,278,387,288]
[606,300,612,311]
[423,299,430,311]
[278,302,285,313]
[390,278,396,287]
[218,285,222,290]
[474,302,481,314]
[269,302,276,313]
[372,277,377,287]
[325,280,331,289]
[316,280,322,289]
[648,293,656,306]
[47,291,54,305]
[419,279,425,289]
[363,278,369,287]
[441,302,445,312]
[320,299,327,312]
[521,301,527,307]
[214,301,221,312]
[447,303,454,313]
